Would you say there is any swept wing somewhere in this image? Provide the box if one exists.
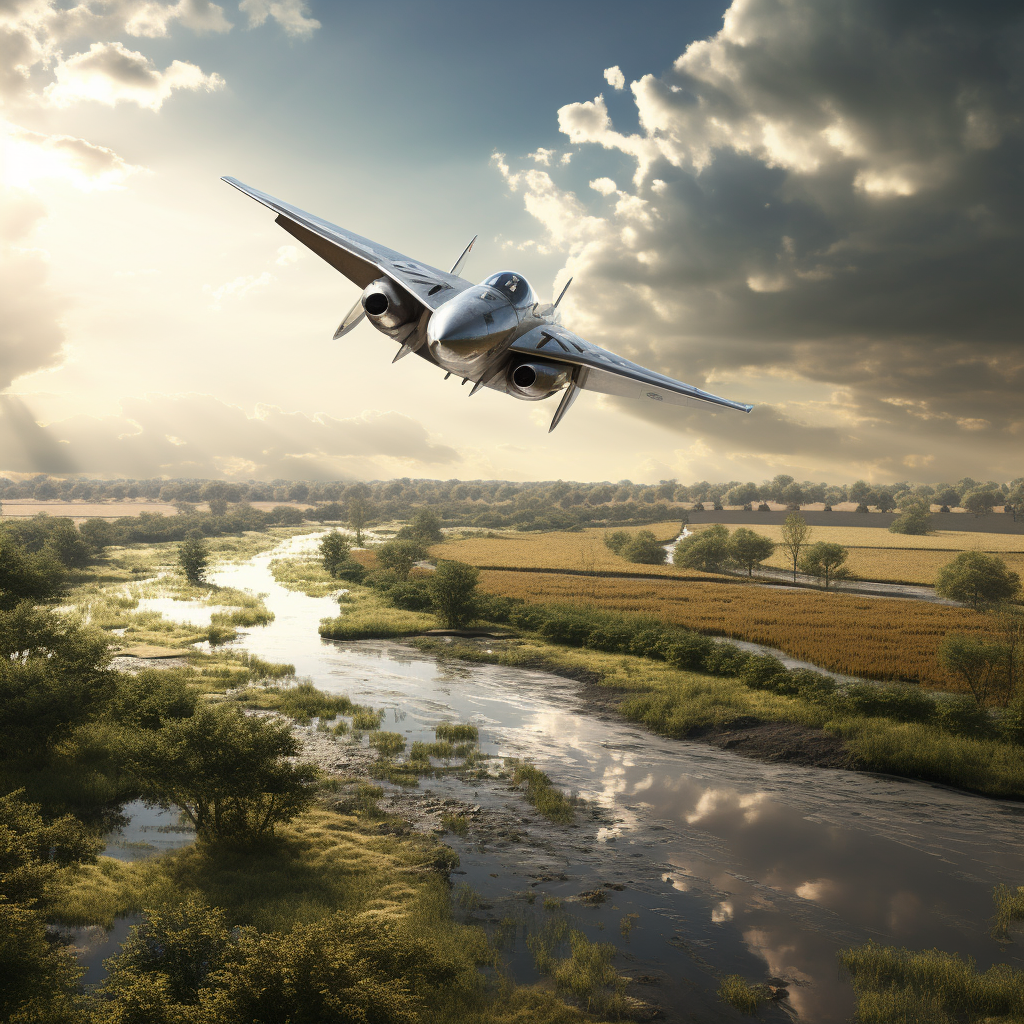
[509,325,753,414]
[221,177,474,309]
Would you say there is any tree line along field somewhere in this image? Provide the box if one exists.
[435,523,734,579]
[682,522,1024,585]
[472,570,998,691]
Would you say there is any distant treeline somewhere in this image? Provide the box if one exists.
[1,473,1022,527]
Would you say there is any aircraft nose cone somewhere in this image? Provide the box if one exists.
[426,303,475,346]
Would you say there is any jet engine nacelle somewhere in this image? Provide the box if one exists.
[361,277,422,338]
[507,360,570,401]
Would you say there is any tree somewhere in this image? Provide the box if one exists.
[962,489,997,516]
[127,705,320,843]
[375,540,427,580]
[319,530,351,576]
[799,541,850,589]
[408,507,443,543]
[934,551,1021,609]
[178,531,209,585]
[780,482,804,508]
[780,513,811,582]
[673,524,731,572]
[44,520,91,568]
[603,530,630,555]
[621,530,666,565]
[875,491,897,513]
[934,485,961,508]
[938,634,1011,705]
[0,534,66,609]
[427,560,479,628]
[208,497,229,517]
[724,482,759,506]
[889,500,932,535]
[729,528,775,576]
[348,497,374,545]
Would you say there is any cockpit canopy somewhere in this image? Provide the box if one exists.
[483,271,534,306]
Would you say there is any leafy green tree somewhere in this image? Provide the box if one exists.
[780,513,812,582]
[889,499,932,535]
[938,634,1012,705]
[799,542,850,589]
[178,531,209,585]
[729,528,775,576]
[126,705,321,844]
[319,530,351,576]
[963,489,997,516]
[375,540,427,580]
[604,530,630,555]
[621,530,666,565]
[348,497,374,545]
[43,520,92,568]
[427,560,479,628]
[208,497,229,517]
[724,482,759,506]
[0,534,67,609]
[673,524,731,572]
[408,507,443,543]
[935,551,1021,609]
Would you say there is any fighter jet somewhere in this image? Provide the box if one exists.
[222,177,753,431]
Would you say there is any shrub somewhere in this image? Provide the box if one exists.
[435,722,479,742]
[603,530,630,555]
[935,551,1021,609]
[933,694,993,738]
[843,683,935,723]
[664,632,715,670]
[382,580,433,612]
[703,643,751,676]
[673,524,731,572]
[427,560,480,628]
[620,530,666,565]
[789,669,838,703]
[740,653,788,690]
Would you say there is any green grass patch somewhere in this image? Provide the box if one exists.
[505,759,577,824]
[435,722,479,743]
[994,885,1024,943]
[718,975,770,1015]
[319,585,436,640]
[270,556,342,597]
[369,730,407,756]
[839,939,1024,1023]
[232,680,359,725]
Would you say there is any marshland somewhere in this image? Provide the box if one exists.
[2,477,1023,1023]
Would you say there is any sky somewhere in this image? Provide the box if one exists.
[1,0,1021,485]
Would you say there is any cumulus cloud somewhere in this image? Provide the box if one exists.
[603,65,625,90]
[239,0,320,39]
[2,121,140,190]
[0,395,460,478]
[498,0,1024,480]
[123,0,233,37]
[44,41,224,110]
[0,1,232,104]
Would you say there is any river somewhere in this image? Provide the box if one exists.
[94,532,1024,1021]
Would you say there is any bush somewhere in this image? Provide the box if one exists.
[375,539,428,580]
[740,653,788,690]
[789,669,838,703]
[427,560,480,628]
[126,705,321,843]
[934,694,993,738]
[620,530,666,565]
[843,683,934,723]
[703,643,751,676]
[673,524,731,572]
[382,579,433,612]
[603,530,630,555]
[664,632,715,670]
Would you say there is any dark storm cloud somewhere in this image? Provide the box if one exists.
[504,0,1024,478]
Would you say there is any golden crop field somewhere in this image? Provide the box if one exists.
[432,522,730,580]
[687,522,1024,552]
[764,547,1024,585]
[476,569,998,692]
[685,522,1024,585]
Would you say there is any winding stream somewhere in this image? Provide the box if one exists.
[93,533,1024,1020]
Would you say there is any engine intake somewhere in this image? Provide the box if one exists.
[361,277,422,338]
[507,360,569,401]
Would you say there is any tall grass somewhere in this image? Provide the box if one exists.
[505,759,577,824]
[839,941,1024,1022]
[718,975,769,1014]
[319,587,435,640]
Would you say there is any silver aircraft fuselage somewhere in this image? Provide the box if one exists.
[221,176,754,431]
